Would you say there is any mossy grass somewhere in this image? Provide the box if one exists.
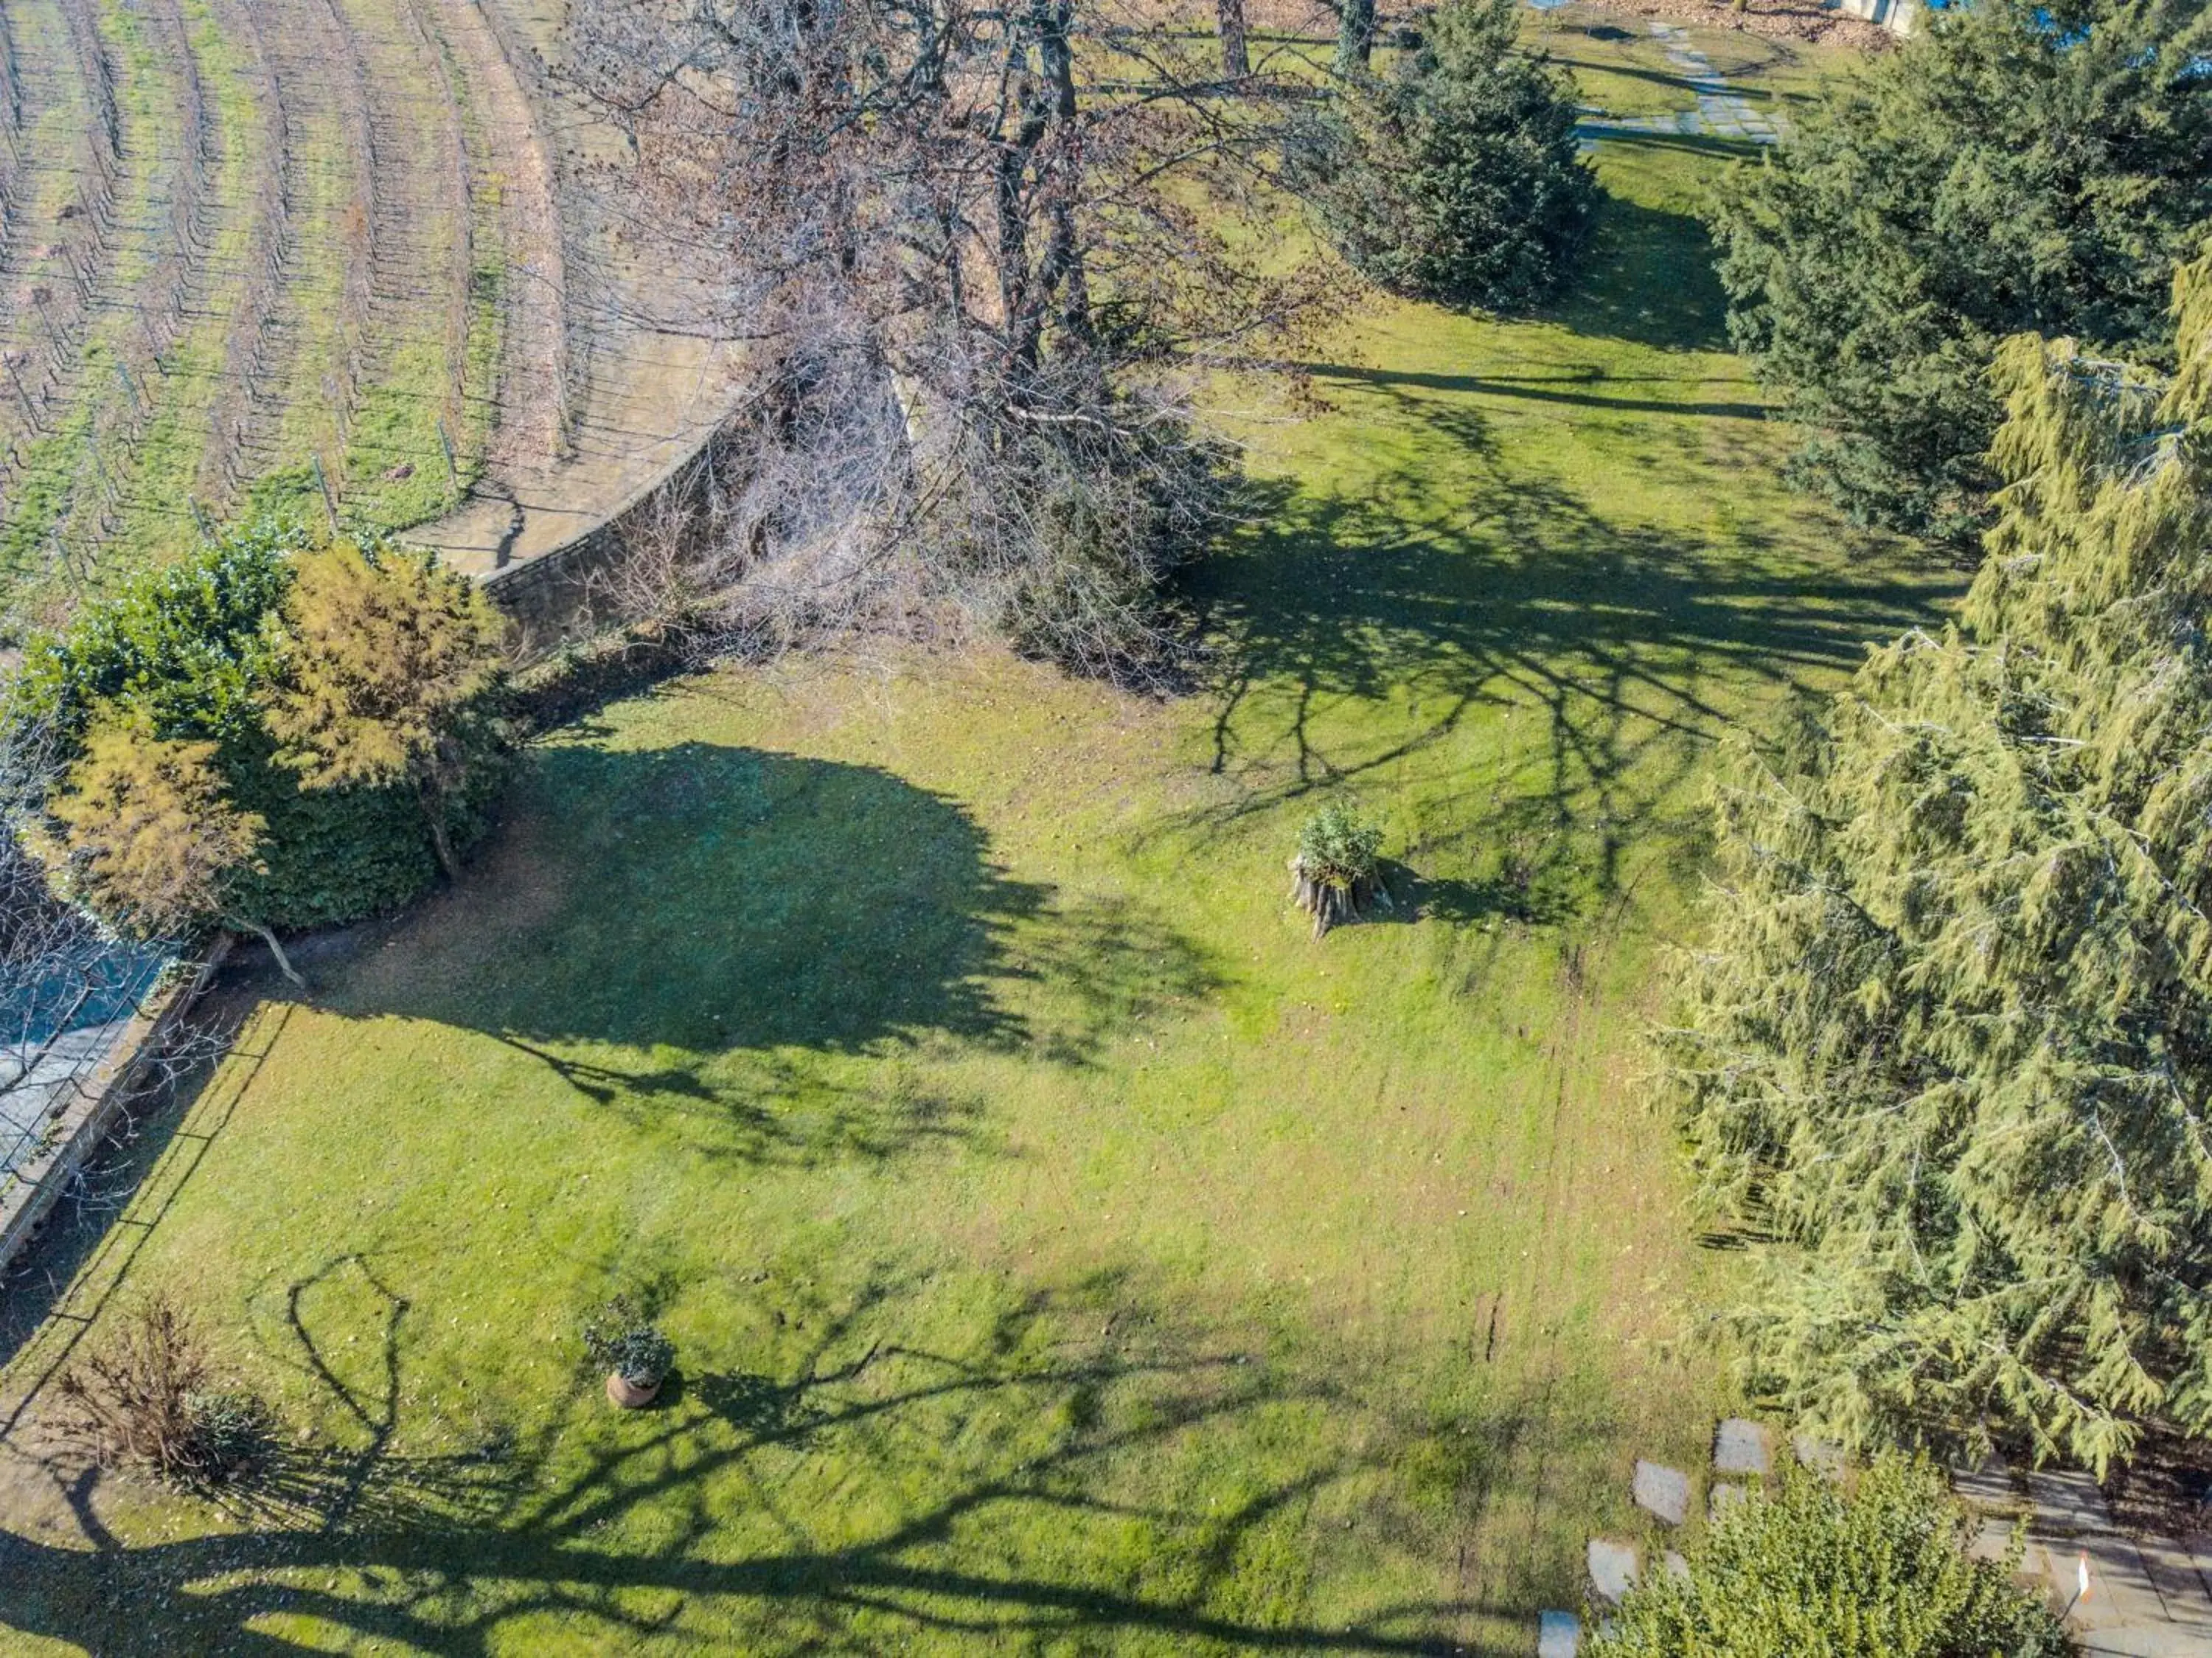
[0,27,1956,1653]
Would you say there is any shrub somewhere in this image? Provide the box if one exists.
[1593,1454,2068,1657]
[53,1296,271,1488]
[1290,802,1388,936]
[7,526,509,931]
[584,1301,675,1387]
[1298,0,1595,311]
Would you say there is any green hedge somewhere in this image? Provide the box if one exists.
[10,526,508,930]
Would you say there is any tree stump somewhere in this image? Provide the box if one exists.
[1288,854,1391,938]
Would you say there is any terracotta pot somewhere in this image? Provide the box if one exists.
[605,1370,662,1409]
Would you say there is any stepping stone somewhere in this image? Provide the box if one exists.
[1661,1550,1690,1582]
[1633,1460,1691,1525]
[1587,1538,1639,1604]
[1792,1432,1846,1480]
[1713,1418,1771,1477]
[2028,1468,2115,1534]
[2137,1536,2212,1631]
[1709,1481,1747,1520]
[1537,1610,1582,1658]
[1951,1449,2020,1508]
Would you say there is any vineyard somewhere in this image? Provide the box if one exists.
[0,0,736,637]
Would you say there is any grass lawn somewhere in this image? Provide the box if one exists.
[0,25,1952,1654]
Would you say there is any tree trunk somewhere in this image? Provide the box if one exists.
[1032,0,1093,351]
[1217,0,1249,80]
[1335,0,1375,73]
[234,919,305,988]
[417,777,463,884]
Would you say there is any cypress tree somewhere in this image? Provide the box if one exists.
[1705,0,2212,545]
[1660,242,2212,1473]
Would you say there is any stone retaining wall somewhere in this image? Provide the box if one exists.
[0,939,229,1277]
[476,442,716,656]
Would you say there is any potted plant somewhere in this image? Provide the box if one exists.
[585,1301,675,1409]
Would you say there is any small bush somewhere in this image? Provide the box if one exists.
[54,1296,271,1488]
[1297,0,1595,311]
[584,1300,675,1386]
[1291,802,1388,936]
[1593,1452,2069,1657]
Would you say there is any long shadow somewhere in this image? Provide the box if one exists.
[1181,401,1945,932]
[226,743,1222,1170]
[1285,359,1767,421]
[1544,190,1733,353]
[0,1264,1559,1654]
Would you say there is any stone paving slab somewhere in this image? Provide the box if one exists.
[1661,1550,1690,1582]
[1588,1538,1639,1604]
[2136,1536,2212,1631]
[1537,1610,1582,1657]
[1710,1481,1747,1521]
[2029,1468,2117,1534]
[1633,1460,1690,1526]
[1951,1450,2020,1508]
[2055,1534,2171,1633]
[1714,1418,1770,1477]
[1968,1514,2020,1564]
[2074,1628,2212,1657]
[1573,21,1779,149]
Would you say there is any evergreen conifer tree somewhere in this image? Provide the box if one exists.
[1298,0,1593,311]
[1660,242,2212,1473]
[37,715,304,985]
[1706,0,2212,544]
[261,544,507,883]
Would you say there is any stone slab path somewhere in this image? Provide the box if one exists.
[1576,22,1781,147]
[1632,1459,1690,1525]
[1954,1453,2212,1656]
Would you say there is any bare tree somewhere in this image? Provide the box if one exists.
[564,0,1349,676]
[1217,0,1251,78]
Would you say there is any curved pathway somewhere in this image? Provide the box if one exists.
[1575,21,1780,145]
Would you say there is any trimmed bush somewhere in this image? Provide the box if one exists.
[1594,1454,2067,1657]
[7,526,509,932]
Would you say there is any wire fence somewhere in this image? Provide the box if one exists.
[0,940,165,1192]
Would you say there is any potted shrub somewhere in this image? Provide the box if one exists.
[585,1301,675,1409]
[1289,802,1391,937]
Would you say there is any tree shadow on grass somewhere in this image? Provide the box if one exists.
[1543,190,1733,355]
[266,743,1220,1168]
[0,1259,1589,1655]
[1180,395,1947,937]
